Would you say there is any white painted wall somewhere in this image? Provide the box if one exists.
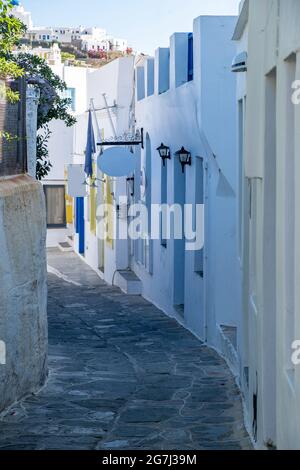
[236,0,300,450]
[233,0,251,437]
[43,65,88,247]
[70,57,135,284]
[133,16,239,345]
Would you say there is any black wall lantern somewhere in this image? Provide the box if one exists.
[126,177,135,197]
[175,147,192,173]
[157,143,171,166]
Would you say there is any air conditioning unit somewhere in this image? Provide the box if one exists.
[231,51,248,73]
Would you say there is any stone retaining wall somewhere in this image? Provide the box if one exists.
[0,175,48,411]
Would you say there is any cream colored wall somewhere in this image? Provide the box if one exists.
[0,176,48,412]
[243,0,300,450]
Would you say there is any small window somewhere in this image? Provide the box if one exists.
[44,185,66,228]
[188,33,194,82]
[63,88,76,112]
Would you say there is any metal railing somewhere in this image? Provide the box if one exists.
[0,78,27,177]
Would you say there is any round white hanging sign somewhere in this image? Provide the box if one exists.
[97,147,135,177]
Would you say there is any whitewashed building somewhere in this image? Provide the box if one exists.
[132,16,240,355]
[14,43,62,66]
[43,62,88,248]
[44,56,135,286]
[12,3,128,53]
[233,0,300,450]
[45,13,242,381]
[11,2,33,29]
[45,15,240,343]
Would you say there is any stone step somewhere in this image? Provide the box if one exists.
[115,270,142,295]
[58,241,73,253]
[218,324,239,377]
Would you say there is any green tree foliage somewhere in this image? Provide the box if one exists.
[0,0,25,100]
[61,52,76,62]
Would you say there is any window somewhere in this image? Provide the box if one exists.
[44,186,66,228]
[188,33,194,82]
[63,88,76,112]
[194,157,204,276]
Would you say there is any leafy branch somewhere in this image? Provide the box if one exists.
[0,0,25,101]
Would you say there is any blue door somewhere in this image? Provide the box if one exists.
[76,197,85,255]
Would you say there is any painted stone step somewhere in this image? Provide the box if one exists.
[58,241,73,253]
[115,270,142,296]
[218,324,239,377]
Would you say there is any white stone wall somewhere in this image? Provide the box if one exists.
[0,175,48,412]
[236,0,300,450]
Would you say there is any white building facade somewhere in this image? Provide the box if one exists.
[233,0,300,450]
[44,57,135,288]
[44,16,241,359]
[132,16,241,359]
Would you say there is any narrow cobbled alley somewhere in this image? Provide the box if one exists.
[0,250,252,450]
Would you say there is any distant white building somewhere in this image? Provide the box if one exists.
[24,24,128,53]
[15,43,62,66]
[11,3,33,29]
[108,37,128,53]
[24,26,55,43]
[12,3,128,52]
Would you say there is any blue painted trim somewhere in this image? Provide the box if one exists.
[188,33,194,82]
[76,197,85,254]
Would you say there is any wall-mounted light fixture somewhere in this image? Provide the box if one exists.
[157,143,171,166]
[175,147,191,173]
[126,177,135,197]
[231,51,248,73]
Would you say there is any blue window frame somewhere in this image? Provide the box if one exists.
[188,33,194,82]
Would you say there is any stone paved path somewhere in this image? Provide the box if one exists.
[0,250,252,450]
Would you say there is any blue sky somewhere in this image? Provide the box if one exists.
[21,0,240,54]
